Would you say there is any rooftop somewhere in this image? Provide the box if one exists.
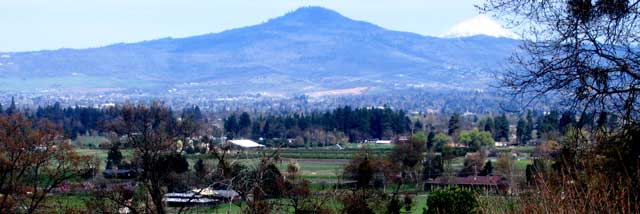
[228,139,265,148]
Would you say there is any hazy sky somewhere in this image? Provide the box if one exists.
[0,0,483,52]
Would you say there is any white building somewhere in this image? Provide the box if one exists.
[375,140,392,144]
[227,139,265,148]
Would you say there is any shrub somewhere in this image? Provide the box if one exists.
[425,187,478,214]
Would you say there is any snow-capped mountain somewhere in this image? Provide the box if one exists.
[443,15,518,39]
[0,7,519,95]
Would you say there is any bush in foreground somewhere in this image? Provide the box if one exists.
[425,187,478,214]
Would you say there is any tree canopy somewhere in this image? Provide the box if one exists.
[459,129,495,150]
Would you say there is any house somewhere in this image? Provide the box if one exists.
[103,168,138,179]
[424,175,509,194]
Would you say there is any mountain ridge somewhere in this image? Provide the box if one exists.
[0,6,520,96]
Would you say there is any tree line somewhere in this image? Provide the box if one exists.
[0,99,205,140]
[224,106,411,143]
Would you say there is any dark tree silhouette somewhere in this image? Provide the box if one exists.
[5,97,16,115]
[480,160,494,176]
[448,113,462,136]
[481,0,640,125]
[106,142,123,168]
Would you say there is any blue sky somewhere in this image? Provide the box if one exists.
[0,0,482,52]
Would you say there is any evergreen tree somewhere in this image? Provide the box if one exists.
[194,158,206,177]
[239,112,252,137]
[159,153,189,174]
[494,114,510,141]
[107,143,123,168]
[192,106,203,122]
[480,160,493,176]
[525,164,535,185]
[251,122,262,140]
[483,117,495,134]
[244,106,412,142]
[525,159,546,185]
[414,120,424,132]
[525,111,534,141]
[448,113,462,136]
[297,114,310,130]
[558,111,576,135]
[539,110,559,136]
[224,114,239,138]
[181,105,203,123]
[5,96,16,115]
[516,117,528,145]
[427,129,436,150]
[262,120,272,138]
[477,118,486,131]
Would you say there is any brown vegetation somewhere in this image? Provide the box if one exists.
[0,113,95,213]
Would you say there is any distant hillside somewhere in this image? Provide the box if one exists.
[0,6,519,96]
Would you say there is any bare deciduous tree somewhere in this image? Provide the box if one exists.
[481,2,640,204]
[0,113,94,214]
[107,102,187,214]
[481,0,640,126]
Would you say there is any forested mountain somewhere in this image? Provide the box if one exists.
[0,6,518,96]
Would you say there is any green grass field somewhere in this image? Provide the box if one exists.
[44,191,432,214]
[496,146,536,153]
[75,144,533,181]
[73,135,110,148]
[183,194,429,214]
[235,158,348,181]
[74,147,350,182]
[74,148,134,160]
[42,193,90,212]
[64,143,532,213]
[342,143,395,150]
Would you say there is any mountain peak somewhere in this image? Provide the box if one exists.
[443,15,518,39]
[280,6,346,21]
[2,7,518,95]
[287,6,343,18]
[265,6,376,30]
